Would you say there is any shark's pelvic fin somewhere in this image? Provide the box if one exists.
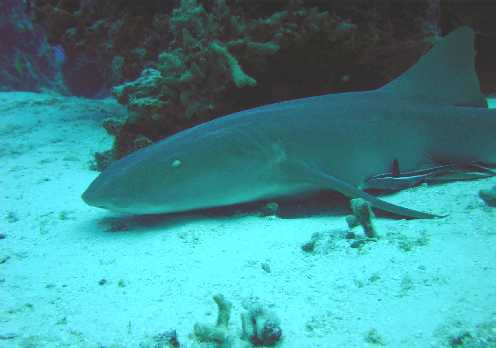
[382,26,487,107]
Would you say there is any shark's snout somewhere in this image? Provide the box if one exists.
[81,180,101,208]
[81,174,113,209]
[81,187,91,205]
[81,162,157,213]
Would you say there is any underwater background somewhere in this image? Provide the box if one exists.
[1,1,496,347]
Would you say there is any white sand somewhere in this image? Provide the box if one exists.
[1,92,495,347]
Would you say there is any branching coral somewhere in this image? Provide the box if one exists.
[193,294,248,348]
[103,0,363,163]
[31,0,441,167]
[210,41,257,88]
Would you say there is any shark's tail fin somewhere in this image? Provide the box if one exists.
[382,26,487,107]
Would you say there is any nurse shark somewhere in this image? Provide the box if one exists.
[82,27,496,218]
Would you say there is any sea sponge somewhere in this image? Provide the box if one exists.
[479,185,496,207]
[346,198,377,238]
[240,304,282,346]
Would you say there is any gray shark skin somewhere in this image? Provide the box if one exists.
[82,27,496,218]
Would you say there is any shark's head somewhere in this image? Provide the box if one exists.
[81,144,184,214]
[82,126,268,215]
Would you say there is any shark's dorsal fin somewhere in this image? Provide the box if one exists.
[382,26,486,107]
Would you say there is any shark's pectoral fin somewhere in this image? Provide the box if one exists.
[285,161,443,219]
[327,175,442,219]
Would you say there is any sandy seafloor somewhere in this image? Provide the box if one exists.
[0,91,495,348]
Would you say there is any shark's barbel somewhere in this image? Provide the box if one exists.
[82,27,496,218]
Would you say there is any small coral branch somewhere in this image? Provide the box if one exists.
[210,41,257,88]
[193,294,232,345]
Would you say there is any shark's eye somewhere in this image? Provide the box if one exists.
[171,159,182,168]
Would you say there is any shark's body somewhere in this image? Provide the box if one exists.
[82,27,496,218]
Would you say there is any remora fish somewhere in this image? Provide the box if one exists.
[82,27,496,218]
